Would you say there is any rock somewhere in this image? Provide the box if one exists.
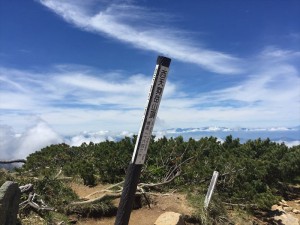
[274,213,299,225]
[68,215,78,224]
[292,208,300,214]
[283,206,293,212]
[154,212,185,225]
[0,181,21,225]
[271,204,285,213]
[279,200,289,207]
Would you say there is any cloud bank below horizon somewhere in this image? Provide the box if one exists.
[1,121,299,161]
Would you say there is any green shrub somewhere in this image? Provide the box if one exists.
[0,169,14,186]
[32,177,78,211]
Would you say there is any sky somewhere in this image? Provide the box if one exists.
[0,0,300,158]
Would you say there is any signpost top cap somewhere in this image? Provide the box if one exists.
[157,56,171,67]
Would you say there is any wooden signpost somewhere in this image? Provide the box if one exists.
[114,56,171,225]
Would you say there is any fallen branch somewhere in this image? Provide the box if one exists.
[54,167,63,179]
[0,159,26,164]
[19,184,33,193]
[198,167,246,184]
[19,192,55,211]
[72,169,181,206]
[223,202,257,209]
[71,192,123,205]
[71,189,172,206]
[71,146,192,206]
[84,181,124,199]
[139,169,181,188]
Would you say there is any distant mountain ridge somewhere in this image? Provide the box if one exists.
[165,126,299,134]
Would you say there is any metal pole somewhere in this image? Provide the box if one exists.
[114,56,171,225]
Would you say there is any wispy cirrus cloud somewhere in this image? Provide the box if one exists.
[38,0,243,74]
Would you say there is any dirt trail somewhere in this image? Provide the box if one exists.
[69,182,194,225]
[285,199,300,221]
[69,182,300,225]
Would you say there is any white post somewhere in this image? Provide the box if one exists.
[204,171,219,209]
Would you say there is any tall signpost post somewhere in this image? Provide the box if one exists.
[114,56,171,225]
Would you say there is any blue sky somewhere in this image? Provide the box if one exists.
[1,0,300,139]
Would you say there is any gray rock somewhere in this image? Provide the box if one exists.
[0,181,21,225]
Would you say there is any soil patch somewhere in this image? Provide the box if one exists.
[69,183,194,225]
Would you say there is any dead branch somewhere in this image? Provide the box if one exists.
[71,171,180,206]
[164,156,194,182]
[223,202,257,209]
[198,167,246,184]
[71,192,123,205]
[54,167,63,179]
[219,167,245,178]
[57,176,73,180]
[70,170,181,206]
[0,159,26,164]
[84,181,124,199]
[19,192,55,211]
[139,169,181,188]
[19,183,33,193]
[71,145,193,206]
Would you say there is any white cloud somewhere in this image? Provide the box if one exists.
[260,46,300,59]
[0,125,17,159]
[1,46,299,133]
[0,120,62,160]
[0,65,180,134]
[65,130,135,146]
[38,0,243,74]
[0,67,149,110]
[0,120,134,160]
[277,140,300,148]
